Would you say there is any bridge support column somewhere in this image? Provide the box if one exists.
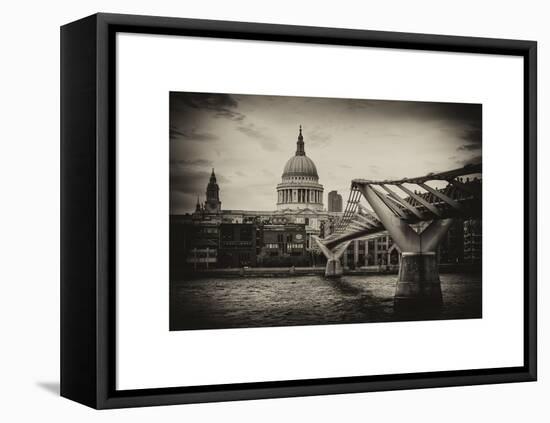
[312,236,351,278]
[357,184,453,307]
[395,252,442,307]
[325,258,343,277]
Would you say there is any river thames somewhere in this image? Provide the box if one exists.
[169,273,482,331]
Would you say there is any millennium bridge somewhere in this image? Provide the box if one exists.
[314,163,482,307]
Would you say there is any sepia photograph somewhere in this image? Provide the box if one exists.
[56,8,537,412]
[169,92,482,331]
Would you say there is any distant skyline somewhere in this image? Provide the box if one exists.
[170,92,481,214]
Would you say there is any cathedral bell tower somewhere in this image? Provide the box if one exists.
[205,168,222,213]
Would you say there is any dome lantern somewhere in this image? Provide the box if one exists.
[296,124,305,156]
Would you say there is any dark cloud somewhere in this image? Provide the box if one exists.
[170,127,219,142]
[170,158,213,167]
[170,190,197,214]
[237,123,280,152]
[458,125,482,145]
[171,92,245,121]
[456,155,482,166]
[172,92,238,109]
[214,109,245,121]
[169,164,229,213]
[426,102,482,123]
[456,123,482,152]
[352,101,483,147]
[457,143,481,152]
[344,98,481,122]
[170,167,229,195]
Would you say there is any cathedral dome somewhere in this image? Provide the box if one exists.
[276,126,324,211]
[281,125,318,180]
[282,155,318,179]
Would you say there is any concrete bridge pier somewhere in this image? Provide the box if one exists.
[357,184,454,307]
[395,252,442,307]
[325,258,343,277]
[313,236,351,278]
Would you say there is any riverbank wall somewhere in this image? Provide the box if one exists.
[177,263,481,279]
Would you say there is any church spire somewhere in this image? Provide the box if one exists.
[209,168,217,183]
[296,125,305,156]
[195,195,201,212]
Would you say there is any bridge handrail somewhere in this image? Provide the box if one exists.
[324,164,482,242]
[351,163,481,186]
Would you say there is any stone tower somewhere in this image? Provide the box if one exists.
[205,168,222,213]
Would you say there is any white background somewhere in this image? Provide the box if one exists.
[117,34,523,389]
[0,0,547,421]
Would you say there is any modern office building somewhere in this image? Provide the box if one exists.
[327,190,343,212]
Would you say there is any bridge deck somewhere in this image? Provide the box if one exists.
[321,164,482,249]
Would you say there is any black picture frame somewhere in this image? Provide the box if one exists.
[60,12,537,409]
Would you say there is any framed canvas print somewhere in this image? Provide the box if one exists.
[60,13,537,409]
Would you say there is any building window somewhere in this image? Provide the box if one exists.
[240,226,253,241]
[287,243,303,250]
[221,228,234,241]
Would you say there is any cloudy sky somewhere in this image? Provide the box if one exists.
[170,92,481,214]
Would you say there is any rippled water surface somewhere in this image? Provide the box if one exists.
[170,273,481,331]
